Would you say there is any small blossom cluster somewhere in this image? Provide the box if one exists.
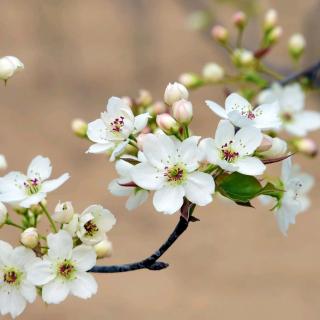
[0,156,115,318]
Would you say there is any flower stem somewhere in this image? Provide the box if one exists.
[5,219,25,230]
[39,203,57,233]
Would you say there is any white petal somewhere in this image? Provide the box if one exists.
[225,93,251,114]
[108,179,132,196]
[185,172,215,206]
[215,120,235,148]
[153,185,185,214]
[179,136,201,172]
[233,126,262,156]
[115,159,133,177]
[72,245,96,271]
[131,162,165,190]
[0,288,27,318]
[228,110,253,128]
[87,119,108,143]
[205,100,228,118]
[198,138,220,164]
[27,260,55,286]
[86,142,114,154]
[106,96,133,119]
[47,230,73,260]
[41,173,70,193]
[110,140,129,161]
[27,155,52,181]
[0,241,13,265]
[126,189,148,210]
[134,113,150,133]
[253,102,281,129]
[42,280,70,304]
[281,158,292,182]
[19,193,46,208]
[12,246,37,267]
[20,281,37,303]
[294,111,320,132]
[69,272,97,299]
[235,157,266,176]
[281,83,305,112]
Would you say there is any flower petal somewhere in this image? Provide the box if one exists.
[214,120,235,148]
[233,126,262,156]
[235,157,266,176]
[110,140,129,161]
[225,93,251,114]
[27,260,55,286]
[27,156,52,181]
[42,279,70,304]
[134,113,150,133]
[41,173,70,193]
[126,189,148,210]
[69,272,97,299]
[19,193,46,208]
[108,179,132,196]
[47,230,73,260]
[205,100,228,119]
[253,102,281,129]
[153,185,185,214]
[179,136,201,172]
[198,138,220,164]
[86,142,114,154]
[72,245,96,271]
[20,281,37,303]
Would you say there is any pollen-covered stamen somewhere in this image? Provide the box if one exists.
[3,268,21,286]
[84,220,99,236]
[221,141,239,162]
[110,116,125,132]
[164,164,186,184]
[241,110,256,120]
[58,260,75,280]
[24,178,40,195]
[281,112,293,123]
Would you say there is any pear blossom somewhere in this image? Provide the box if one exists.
[27,230,97,304]
[62,214,79,236]
[0,56,24,83]
[53,201,74,224]
[258,83,320,136]
[20,228,39,249]
[199,120,265,175]
[77,205,116,245]
[0,156,69,208]
[131,133,215,214]
[87,97,149,160]
[202,63,224,82]
[0,242,39,318]
[274,159,314,235]
[164,82,189,105]
[109,159,148,211]
[206,93,281,130]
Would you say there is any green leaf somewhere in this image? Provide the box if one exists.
[217,172,262,203]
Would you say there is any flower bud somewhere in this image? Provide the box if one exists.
[267,26,283,45]
[232,49,255,67]
[0,154,7,170]
[232,11,247,29]
[256,135,273,152]
[211,25,228,43]
[264,9,278,31]
[292,138,317,157]
[20,228,39,249]
[137,89,152,106]
[172,99,193,124]
[288,33,306,60]
[156,113,179,133]
[53,201,74,224]
[0,202,8,228]
[71,118,88,138]
[137,133,148,150]
[149,101,167,115]
[202,63,225,82]
[178,73,201,88]
[94,239,113,258]
[0,56,24,83]
[121,96,133,108]
[259,137,287,158]
[164,82,189,105]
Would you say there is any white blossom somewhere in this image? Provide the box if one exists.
[164,82,189,105]
[87,97,149,160]
[206,93,281,130]
[0,242,39,318]
[131,133,215,214]
[77,205,116,245]
[53,201,74,224]
[258,83,320,136]
[0,56,24,83]
[0,156,69,208]
[199,120,265,175]
[27,230,97,304]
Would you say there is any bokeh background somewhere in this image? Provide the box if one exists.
[1,0,320,319]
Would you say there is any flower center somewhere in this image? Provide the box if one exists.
[164,164,186,185]
[57,260,75,280]
[3,268,22,286]
[24,178,40,195]
[221,141,239,162]
[281,112,293,123]
[110,116,125,132]
[84,220,99,236]
[241,110,255,120]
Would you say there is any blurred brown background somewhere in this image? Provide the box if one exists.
[1,0,320,319]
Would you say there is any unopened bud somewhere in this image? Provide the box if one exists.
[202,63,224,82]
[232,11,247,29]
[164,82,189,105]
[71,118,88,138]
[137,89,152,106]
[211,25,228,43]
[0,154,7,170]
[264,9,278,31]
[156,113,179,133]
[20,228,39,249]
[257,135,273,152]
[172,99,193,124]
[94,239,113,258]
[288,33,306,60]
[0,56,24,83]
[292,138,317,157]
[53,201,74,224]
[267,26,283,45]
[121,96,133,108]
[149,101,167,115]
[178,73,201,88]
[232,49,255,67]
[0,202,8,228]
[259,137,287,158]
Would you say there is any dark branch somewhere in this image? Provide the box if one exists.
[89,209,191,273]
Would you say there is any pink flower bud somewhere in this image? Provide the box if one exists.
[256,135,273,152]
[172,99,193,124]
[150,101,167,115]
[164,82,189,105]
[156,113,179,133]
[293,138,317,157]
[232,11,247,29]
[137,89,152,106]
[259,137,287,158]
[211,25,228,43]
